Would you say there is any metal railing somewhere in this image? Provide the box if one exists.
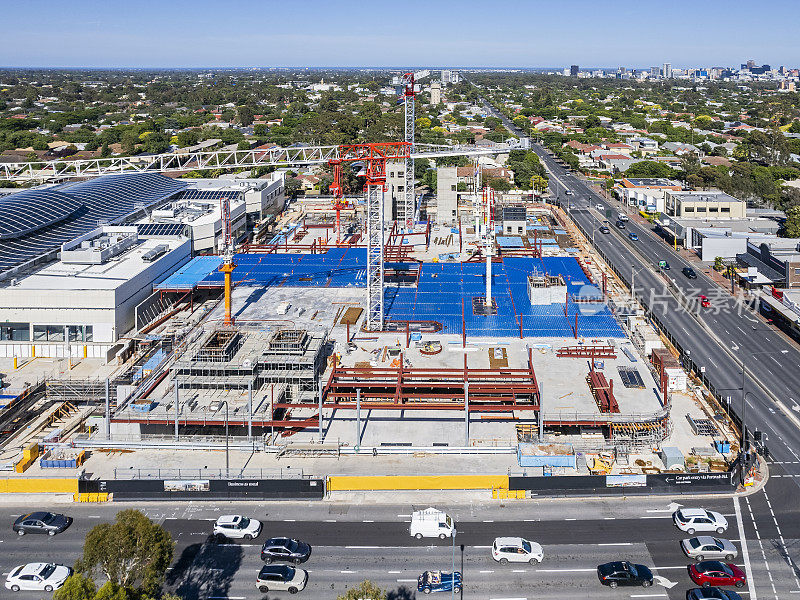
[112,467,311,480]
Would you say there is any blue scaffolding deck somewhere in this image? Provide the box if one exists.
[180,249,623,338]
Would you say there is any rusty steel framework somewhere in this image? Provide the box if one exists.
[401,72,416,230]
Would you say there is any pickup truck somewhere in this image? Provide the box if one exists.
[418,571,462,594]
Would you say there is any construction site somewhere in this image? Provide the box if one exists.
[0,74,739,480]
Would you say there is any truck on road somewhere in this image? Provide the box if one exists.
[409,507,455,539]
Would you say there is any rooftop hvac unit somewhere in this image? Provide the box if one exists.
[142,244,169,262]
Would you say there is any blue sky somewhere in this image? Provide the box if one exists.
[3,0,798,69]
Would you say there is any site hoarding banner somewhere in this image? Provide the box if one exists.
[509,470,736,495]
[605,474,647,488]
[82,478,325,500]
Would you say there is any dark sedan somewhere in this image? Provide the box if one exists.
[682,266,698,279]
[13,512,72,536]
[597,561,653,588]
[261,537,312,564]
[687,587,743,600]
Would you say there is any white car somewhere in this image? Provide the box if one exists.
[5,563,72,592]
[596,203,604,211]
[491,536,544,565]
[256,565,308,594]
[673,508,728,535]
[213,515,262,539]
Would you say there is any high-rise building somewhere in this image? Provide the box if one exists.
[430,81,442,105]
[663,63,672,78]
[650,66,660,78]
[570,65,579,77]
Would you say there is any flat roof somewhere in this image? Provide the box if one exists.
[670,191,741,203]
[3,237,186,291]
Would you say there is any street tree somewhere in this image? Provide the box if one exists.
[785,205,800,238]
[75,509,174,596]
[337,579,385,600]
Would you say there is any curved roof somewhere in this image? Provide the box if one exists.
[0,173,186,275]
[0,188,84,240]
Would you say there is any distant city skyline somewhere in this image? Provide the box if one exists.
[2,0,799,69]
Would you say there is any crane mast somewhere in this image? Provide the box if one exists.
[401,72,416,232]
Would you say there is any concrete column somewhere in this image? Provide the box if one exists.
[356,388,361,449]
[174,379,179,440]
[247,380,253,441]
[464,381,469,447]
[318,380,323,442]
[104,378,110,440]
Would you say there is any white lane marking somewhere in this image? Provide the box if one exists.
[597,542,632,546]
[397,514,411,518]
[734,496,758,600]
[483,520,495,523]
[340,570,357,574]
[536,568,597,573]
[471,545,492,549]
[346,546,381,549]
[283,519,296,522]
[630,595,667,599]
[479,570,495,573]
[362,520,375,523]
[324,519,336,522]
[396,579,417,582]
[387,571,402,574]
[523,519,537,522]
[512,569,526,573]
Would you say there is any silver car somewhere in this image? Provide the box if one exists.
[681,536,738,561]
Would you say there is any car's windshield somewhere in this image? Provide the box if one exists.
[720,564,734,576]
[42,513,56,524]
[689,538,702,549]
[40,564,56,579]
[238,517,250,528]
[287,539,298,552]
[628,563,638,577]
[522,540,531,553]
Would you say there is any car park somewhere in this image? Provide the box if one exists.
[686,586,743,600]
[673,508,728,534]
[5,563,72,592]
[682,266,698,279]
[681,536,737,561]
[688,561,746,588]
[417,570,462,594]
[261,537,312,564]
[213,515,262,540]
[12,512,72,536]
[256,565,308,594]
[629,232,638,241]
[597,561,653,588]
[491,537,543,564]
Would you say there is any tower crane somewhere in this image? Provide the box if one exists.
[218,196,236,326]
[482,187,496,310]
[401,72,416,232]
[328,159,352,244]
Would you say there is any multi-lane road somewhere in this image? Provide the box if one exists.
[1,496,797,599]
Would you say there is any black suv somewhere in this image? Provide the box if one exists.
[261,537,312,564]
[13,512,72,536]
[682,266,698,279]
[599,226,611,234]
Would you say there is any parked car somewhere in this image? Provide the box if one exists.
[213,515,262,540]
[12,512,72,536]
[688,561,746,588]
[681,536,737,561]
[658,260,671,270]
[687,586,743,600]
[629,232,639,241]
[256,565,308,594]
[417,571,462,594]
[682,266,698,279]
[261,537,312,564]
[5,563,72,592]
[491,537,543,564]
[597,561,653,588]
[673,508,728,535]
[599,226,611,234]
[615,220,626,229]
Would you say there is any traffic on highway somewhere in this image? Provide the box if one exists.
[1,495,797,599]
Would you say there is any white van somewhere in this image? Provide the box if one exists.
[409,507,455,539]
[618,212,629,222]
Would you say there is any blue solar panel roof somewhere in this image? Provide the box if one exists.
[0,188,84,240]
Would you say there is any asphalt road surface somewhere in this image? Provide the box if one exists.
[0,496,798,599]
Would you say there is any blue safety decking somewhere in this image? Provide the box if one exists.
[170,249,622,337]
[155,256,224,290]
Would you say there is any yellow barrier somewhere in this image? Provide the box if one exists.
[0,478,79,493]
[15,442,40,473]
[73,492,109,503]
[327,475,509,491]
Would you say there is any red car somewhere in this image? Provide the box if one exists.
[699,295,711,308]
[689,561,746,588]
